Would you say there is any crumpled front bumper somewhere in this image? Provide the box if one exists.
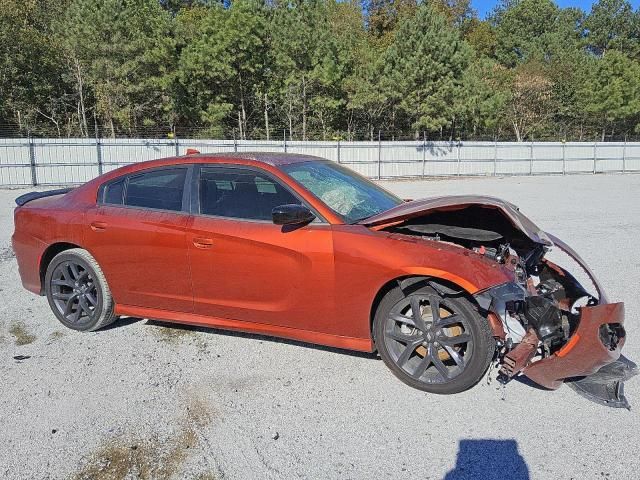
[523,302,625,390]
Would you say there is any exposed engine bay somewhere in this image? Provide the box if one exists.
[381,201,637,408]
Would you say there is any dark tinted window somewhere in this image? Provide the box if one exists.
[124,168,186,211]
[200,167,299,220]
[103,178,124,205]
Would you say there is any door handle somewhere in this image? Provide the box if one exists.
[90,221,107,231]
[193,237,214,249]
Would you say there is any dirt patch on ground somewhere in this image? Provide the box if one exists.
[9,322,36,346]
[73,396,214,480]
[150,321,208,353]
[47,331,65,342]
[152,323,197,343]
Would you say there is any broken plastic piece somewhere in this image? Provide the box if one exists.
[566,355,638,409]
[186,148,200,155]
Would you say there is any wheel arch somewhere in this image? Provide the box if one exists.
[39,242,82,294]
[369,275,482,345]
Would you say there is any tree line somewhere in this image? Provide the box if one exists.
[1,0,639,141]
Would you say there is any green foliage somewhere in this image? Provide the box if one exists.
[585,0,640,57]
[457,58,510,137]
[0,0,69,135]
[382,4,472,135]
[177,0,268,138]
[58,0,175,136]
[492,0,583,67]
[580,50,640,137]
[268,0,353,140]
[2,0,640,140]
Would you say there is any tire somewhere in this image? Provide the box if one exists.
[373,281,495,394]
[44,248,115,331]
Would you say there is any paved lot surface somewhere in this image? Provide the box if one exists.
[1,173,639,480]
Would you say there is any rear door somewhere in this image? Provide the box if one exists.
[187,164,336,333]
[84,166,194,313]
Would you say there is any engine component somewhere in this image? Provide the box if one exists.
[523,296,565,344]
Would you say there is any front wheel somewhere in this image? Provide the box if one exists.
[373,282,495,394]
[45,248,115,331]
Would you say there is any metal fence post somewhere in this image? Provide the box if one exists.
[593,141,597,174]
[377,131,382,180]
[493,140,498,176]
[233,134,238,153]
[96,136,103,175]
[622,138,627,172]
[336,140,341,164]
[283,130,287,153]
[422,132,427,177]
[529,140,534,175]
[174,137,179,157]
[28,136,37,186]
[456,141,461,176]
[562,141,566,175]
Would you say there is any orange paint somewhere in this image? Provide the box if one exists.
[557,334,580,357]
[13,154,514,352]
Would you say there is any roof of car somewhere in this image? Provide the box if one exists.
[185,152,327,166]
[86,152,329,190]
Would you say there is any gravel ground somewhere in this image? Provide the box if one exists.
[1,173,639,480]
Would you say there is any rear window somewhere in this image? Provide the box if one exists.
[124,168,187,211]
[103,178,124,205]
[100,168,187,212]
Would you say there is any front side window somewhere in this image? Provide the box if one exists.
[199,167,299,220]
[124,168,187,211]
[281,161,402,223]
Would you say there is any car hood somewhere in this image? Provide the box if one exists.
[359,195,552,246]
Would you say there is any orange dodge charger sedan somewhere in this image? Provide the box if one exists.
[11,152,636,405]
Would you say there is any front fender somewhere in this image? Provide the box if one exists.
[398,264,513,296]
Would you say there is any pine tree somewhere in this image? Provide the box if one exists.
[382,4,472,138]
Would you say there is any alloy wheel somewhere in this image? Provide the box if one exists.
[50,260,99,326]
[384,293,474,384]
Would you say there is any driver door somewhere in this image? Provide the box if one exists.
[187,165,336,333]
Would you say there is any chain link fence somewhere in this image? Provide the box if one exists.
[1,137,639,186]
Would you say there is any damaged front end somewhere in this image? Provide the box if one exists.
[365,195,637,408]
[475,232,637,409]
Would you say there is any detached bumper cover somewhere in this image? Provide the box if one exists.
[566,355,638,409]
[523,302,625,390]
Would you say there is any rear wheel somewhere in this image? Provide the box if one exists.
[45,248,115,331]
[373,282,495,394]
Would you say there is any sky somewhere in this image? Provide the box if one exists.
[472,0,640,18]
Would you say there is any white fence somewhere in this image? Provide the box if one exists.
[1,138,639,186]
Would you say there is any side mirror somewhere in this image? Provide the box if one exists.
[272,204,316,225]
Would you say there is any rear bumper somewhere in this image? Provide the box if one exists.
[11,229,45,295]
[523,302,625,389]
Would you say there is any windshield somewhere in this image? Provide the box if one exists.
[281,161,403,223]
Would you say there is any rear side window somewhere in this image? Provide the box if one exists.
[103,178,124,205]
[124,168,187,211]
[199,167,299,220]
